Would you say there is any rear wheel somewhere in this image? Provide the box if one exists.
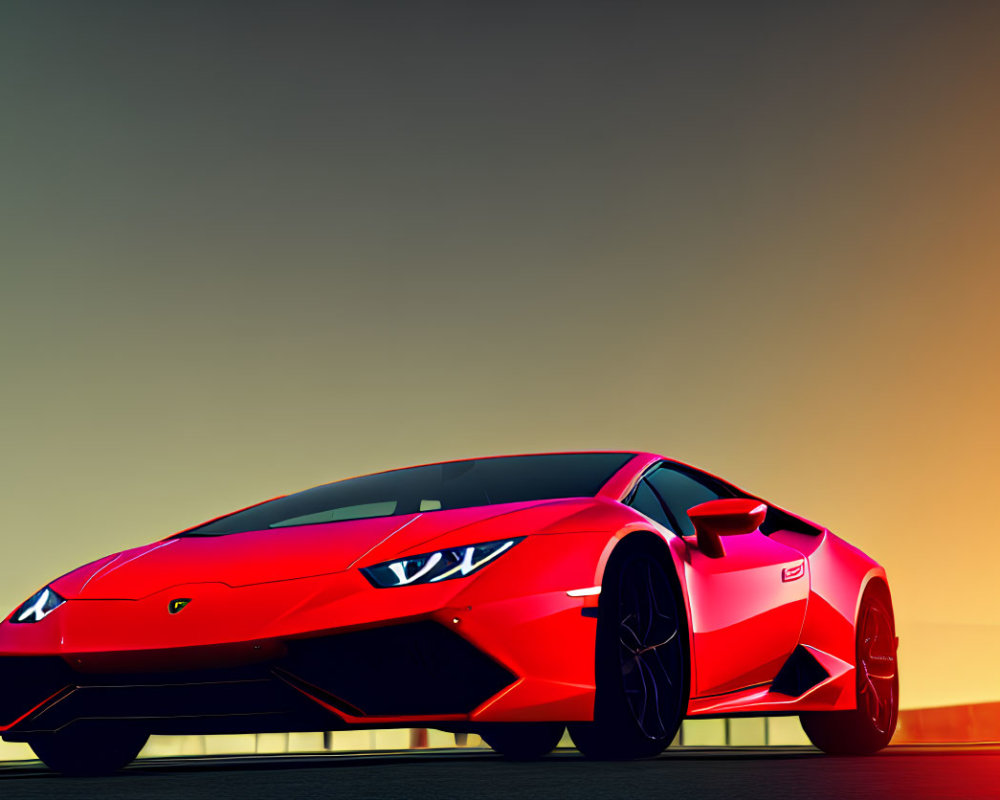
[28,727,148,776]
[800,586,899,755]
[479,723,564,759]
[568,543,688,759]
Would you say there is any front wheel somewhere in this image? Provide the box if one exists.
[28,726,148,776]
[478,723,565,759]
[800,585,899,755]
[568,543,688,759]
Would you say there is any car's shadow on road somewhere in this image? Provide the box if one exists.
[0,746,831,781]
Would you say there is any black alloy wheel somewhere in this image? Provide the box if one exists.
[800,585,899,755]
[478,722,565,759]
[28,725,149,776]
[569,542,688,759]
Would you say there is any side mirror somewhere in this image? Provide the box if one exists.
[686,498,768,559]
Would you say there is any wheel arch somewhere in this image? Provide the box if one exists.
[856,570,895,630]
[594,528,689,614]
[594,528,694,705]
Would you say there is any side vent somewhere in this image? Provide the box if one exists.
[769,645,830,697]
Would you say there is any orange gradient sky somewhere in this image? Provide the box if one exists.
[1,2,998,709]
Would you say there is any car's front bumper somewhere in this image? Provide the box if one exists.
[0,532,610,736]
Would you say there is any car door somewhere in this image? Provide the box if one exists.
[645,465,809,697]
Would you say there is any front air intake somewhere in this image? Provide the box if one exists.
[278,620,517,716]
[0,656,74,727]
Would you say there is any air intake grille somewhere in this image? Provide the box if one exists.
[279,621,516,716]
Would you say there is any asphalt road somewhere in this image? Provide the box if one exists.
[0,746,997,800]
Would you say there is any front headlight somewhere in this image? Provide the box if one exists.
[361,537,524,588]
[10,586,66,624]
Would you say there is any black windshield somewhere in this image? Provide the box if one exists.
[181,452,634,536]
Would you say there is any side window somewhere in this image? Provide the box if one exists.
[627,480,673,529]
[646,467,724,537]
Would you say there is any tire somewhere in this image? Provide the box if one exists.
[28,726,149,776]
[568,542,688,759]
[479,723,565,759]
[800,585,899,755]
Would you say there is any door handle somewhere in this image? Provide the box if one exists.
[782,562,805,582]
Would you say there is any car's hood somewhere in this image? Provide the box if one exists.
[51,498,602,600]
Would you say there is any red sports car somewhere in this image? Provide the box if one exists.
[0,452,899,774]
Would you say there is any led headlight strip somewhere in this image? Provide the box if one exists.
[362,537,524,588]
